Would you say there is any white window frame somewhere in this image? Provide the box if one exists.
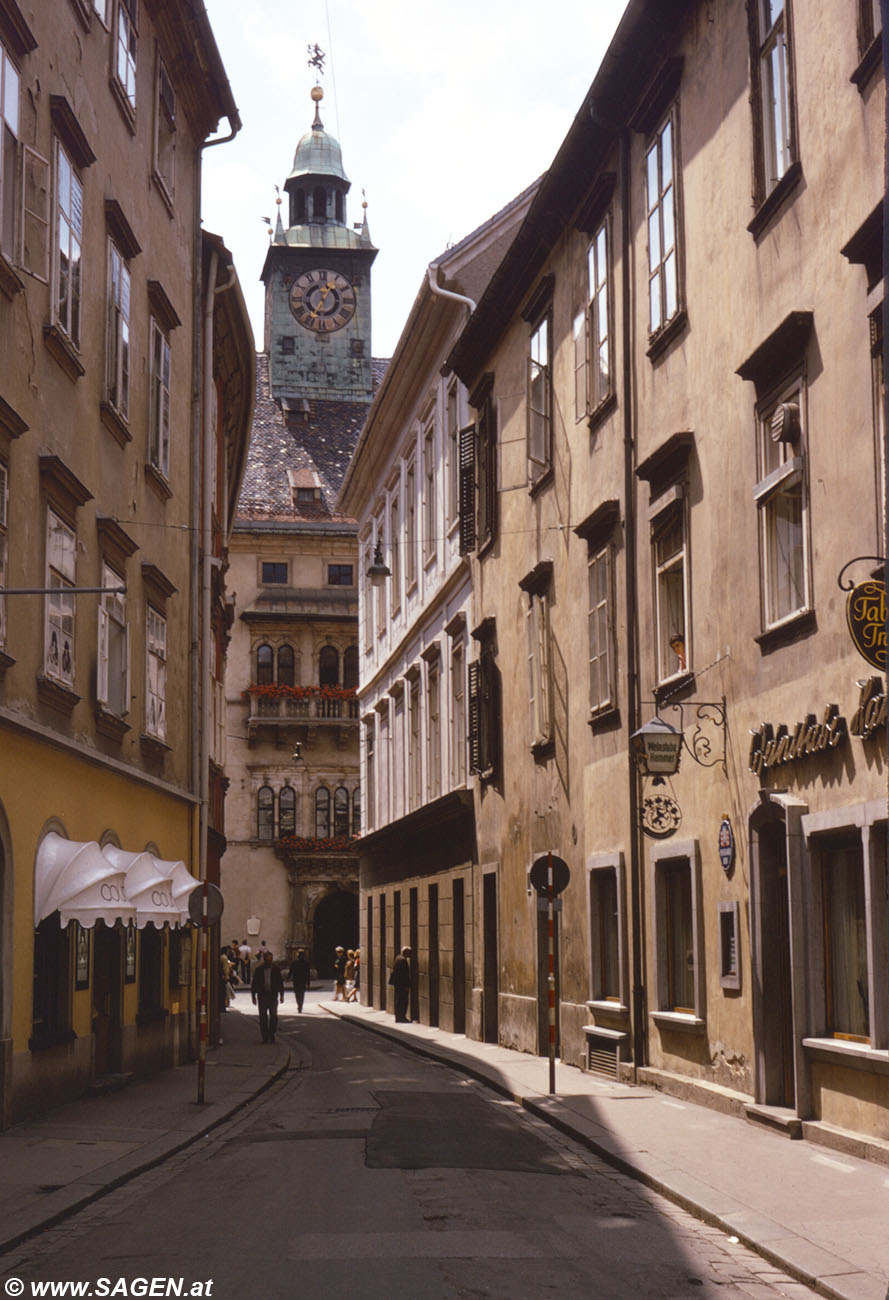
[153,52,175,204]
[408,674,421,812]
[53,140,83,348]
[373,515,386,638]
[363,717,376,832]
[388,484,401,615]
[45,509,76,686]
[149,316,171,478]
[0,39,20,262]
[756,0,793,194]
[587,217,612,414]
[115,0,138,113]
[651,490,691,685]
[106,239,131,420]
[587,540,616,716]
[526,588,553,749]
[97,560,129,716]
[645,111,680,337]
[145,604,166,740]
[754,376,810,631]
[527,315,552,484]
[405,460,417,590]
[446,379,460,529]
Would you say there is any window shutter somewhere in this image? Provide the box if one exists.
[458,422,476,554]
[97,604,109,705]
[21,146,49,282]
[467,658,481,773]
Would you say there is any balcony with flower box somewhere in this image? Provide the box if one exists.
[245,682,359,746]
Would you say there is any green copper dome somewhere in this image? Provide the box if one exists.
[287,90,350,187]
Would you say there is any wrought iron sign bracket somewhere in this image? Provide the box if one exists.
[642,696,727,777]
[837,556,885,590]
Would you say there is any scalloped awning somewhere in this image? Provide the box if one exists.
[35,834,135,929]
[102,846,179,929]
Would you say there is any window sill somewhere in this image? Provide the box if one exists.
[109,76,137,135]
[586,1000,629,1016]
[851,34,882,91]
[588,390,617,435]
[29,1029,77,1052]
[754,607,816,654]
[529,467,554,500]
[100,400,132,447]
[747,160,803,242]
[652,1010,706,1035]
[531,737,555,762]
[0,250,24,301]
[144,461,173,501]
[802,1037,889,1074]
[654,670,696,705]
[646,308,688,364]
[589,705,620,734]
[140,732,171,761]
[95,706,131,742]
[37,673,80,713]
[43,324,85,381]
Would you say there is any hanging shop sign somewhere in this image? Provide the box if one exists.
[718,817,735,875]
[845,578,886,671]
[748,705,846,777]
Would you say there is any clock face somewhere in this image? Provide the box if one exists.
[288,269,356,333]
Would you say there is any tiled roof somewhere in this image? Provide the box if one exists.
[235,353,389,523]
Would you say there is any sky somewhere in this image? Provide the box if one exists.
[201,0,629,360]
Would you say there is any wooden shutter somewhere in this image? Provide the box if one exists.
[458,422,476,554]
[467,658,481,773]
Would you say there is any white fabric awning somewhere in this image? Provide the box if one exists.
[102,846,180,929]
[35,833,136,929]
[152,857,201,925]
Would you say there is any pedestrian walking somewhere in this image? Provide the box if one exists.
[220,948,234,1011]
[345,948,360,1002]
[238,939,252,982]
[289,948,311,1012]
[251,950,284,1043]
[389,946,412,1022]
[333,945,347,1000]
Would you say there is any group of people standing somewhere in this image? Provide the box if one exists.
[332,946,361,1002]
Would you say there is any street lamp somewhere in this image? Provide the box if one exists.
[631,715,682,777]
[367,540,391,588]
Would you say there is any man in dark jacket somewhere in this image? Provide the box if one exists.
[251,950,284,1043]
[289,949,311,1012]
[389,946,412,1023]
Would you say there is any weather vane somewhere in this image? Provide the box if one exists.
[307,44,326,78]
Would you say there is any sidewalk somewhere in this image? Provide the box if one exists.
[0,994,290,1256]
[323,999,889,1300]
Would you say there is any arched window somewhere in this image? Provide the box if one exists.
[315,786,330,838]
[343,645,359,690]
[313,186,326,221]
[293,190,306,224]
[257,786,275,839]
[352,787,361,835]
[319,644,339,687]
[279,786,296,836]
[278,644,295,686]
[256,644,274,685]
[334,786,349,837]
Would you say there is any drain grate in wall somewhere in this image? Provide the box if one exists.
[587,1038,619,1079]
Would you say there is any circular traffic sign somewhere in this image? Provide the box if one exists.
[529,855,570,896]
[187,882,224,926]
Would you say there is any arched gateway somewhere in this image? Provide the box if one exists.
[312,890,358,978]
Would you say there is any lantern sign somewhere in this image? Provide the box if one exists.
[846,579,886,670]
[631,716,683,777]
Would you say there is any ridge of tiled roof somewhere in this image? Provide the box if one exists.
[236,353,371,523]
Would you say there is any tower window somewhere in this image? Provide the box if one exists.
[293,191,306,224]
[313,186,326,221]
[335,191,344,222]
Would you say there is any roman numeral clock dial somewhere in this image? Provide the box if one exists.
[288,269,356,333]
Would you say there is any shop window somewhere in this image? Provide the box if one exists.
[652,841,704,1024]
[315,786,330,838]
[257,785,274,840]
[256,643,273,684]
[821,836,869,1042]
[589,860,622,1004]
[32,911,72,1041]
[138,925,164,1014]
[279,786,296,836]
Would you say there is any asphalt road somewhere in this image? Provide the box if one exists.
[0,997,818,1300]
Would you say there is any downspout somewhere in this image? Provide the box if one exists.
[620,125,646,1076]
[427,263,476,316]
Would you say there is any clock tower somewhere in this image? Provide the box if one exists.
[261,85,377,404]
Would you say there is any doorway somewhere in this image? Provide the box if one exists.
[312,890,358,978]
[92,921,122,1076]
[756,820,795,1107]
[482,871,498,1043]
[452,878,466,1034]
[428,884,439,1028]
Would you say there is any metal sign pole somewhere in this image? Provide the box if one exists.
[548,850,556,1095]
